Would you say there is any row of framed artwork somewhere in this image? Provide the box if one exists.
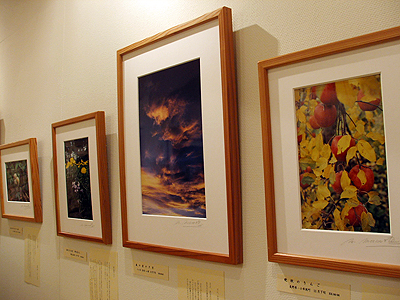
[2,6,400,278]
[0,112,111,246]
[1,7,243,266]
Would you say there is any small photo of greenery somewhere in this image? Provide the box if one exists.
[5,159,30,202]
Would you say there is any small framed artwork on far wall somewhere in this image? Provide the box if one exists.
[0,138,42,222]
[52,111,111,244]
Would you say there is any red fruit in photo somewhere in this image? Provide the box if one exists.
[349,165,374,192]
[359,98,381,111]
[297,128,302,143]
[314,103,337,128]
[320,83,339,105]
[309,115,320,129]
[357,89,364,101]
[310,86,317,99]
[345,203,367,227]
[357,89,381,111]
[297,135,302,143]
[332,171,343,194]
[331,135,356,161]
[299,173,310,189]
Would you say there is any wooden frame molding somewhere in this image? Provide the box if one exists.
[52,111,111,244]
[0,138,42,223]
[259,26,400,278]
[117,7,242,264]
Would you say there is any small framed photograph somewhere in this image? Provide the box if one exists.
[258,26,400,277]
[52,111,111,244]
[117,7,242,264]
[0,138,42,222]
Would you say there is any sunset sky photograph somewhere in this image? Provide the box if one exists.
[138,59,206,218]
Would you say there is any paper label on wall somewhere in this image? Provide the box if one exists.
[362,284,400,300]
[277,274,350,300]
[89,248,118,300]
[9,226,23,236]
[178,265,224,300]
[133,260,169,280]
[24,227,40,286]
[64,247,87,262]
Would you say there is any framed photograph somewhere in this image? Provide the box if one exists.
[52,111,111,244]
[258,26,400,277]
[0,138,42,222]
[117,7,242,264]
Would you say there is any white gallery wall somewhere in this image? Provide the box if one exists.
[1,1,400,299]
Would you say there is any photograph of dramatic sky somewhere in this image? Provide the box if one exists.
[138,58,206,218]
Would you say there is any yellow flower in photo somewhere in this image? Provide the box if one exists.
[66,157,77,169]
[81,167,87,174]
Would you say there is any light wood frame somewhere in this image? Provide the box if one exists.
[0,138,42,222]
[117,7,242,264]
[259,26,400,278]
[52,111,111,244]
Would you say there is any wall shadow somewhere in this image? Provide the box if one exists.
[231,24,278,299]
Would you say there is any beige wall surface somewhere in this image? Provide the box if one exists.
[1,1,400,299]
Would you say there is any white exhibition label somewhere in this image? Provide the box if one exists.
[133,260,169,281]
[9,226,23,236]
[277,274,350,300]
[64,247,87,262]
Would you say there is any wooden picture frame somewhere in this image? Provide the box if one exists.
[52,111,111,244]
[0,138,42,222]
[117,7,242,264]
[258,26,400,278]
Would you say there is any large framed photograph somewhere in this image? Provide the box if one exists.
[0,138,42,222]
[258,26,400,277]
[117,7,242,264]
[52,111,111,244]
